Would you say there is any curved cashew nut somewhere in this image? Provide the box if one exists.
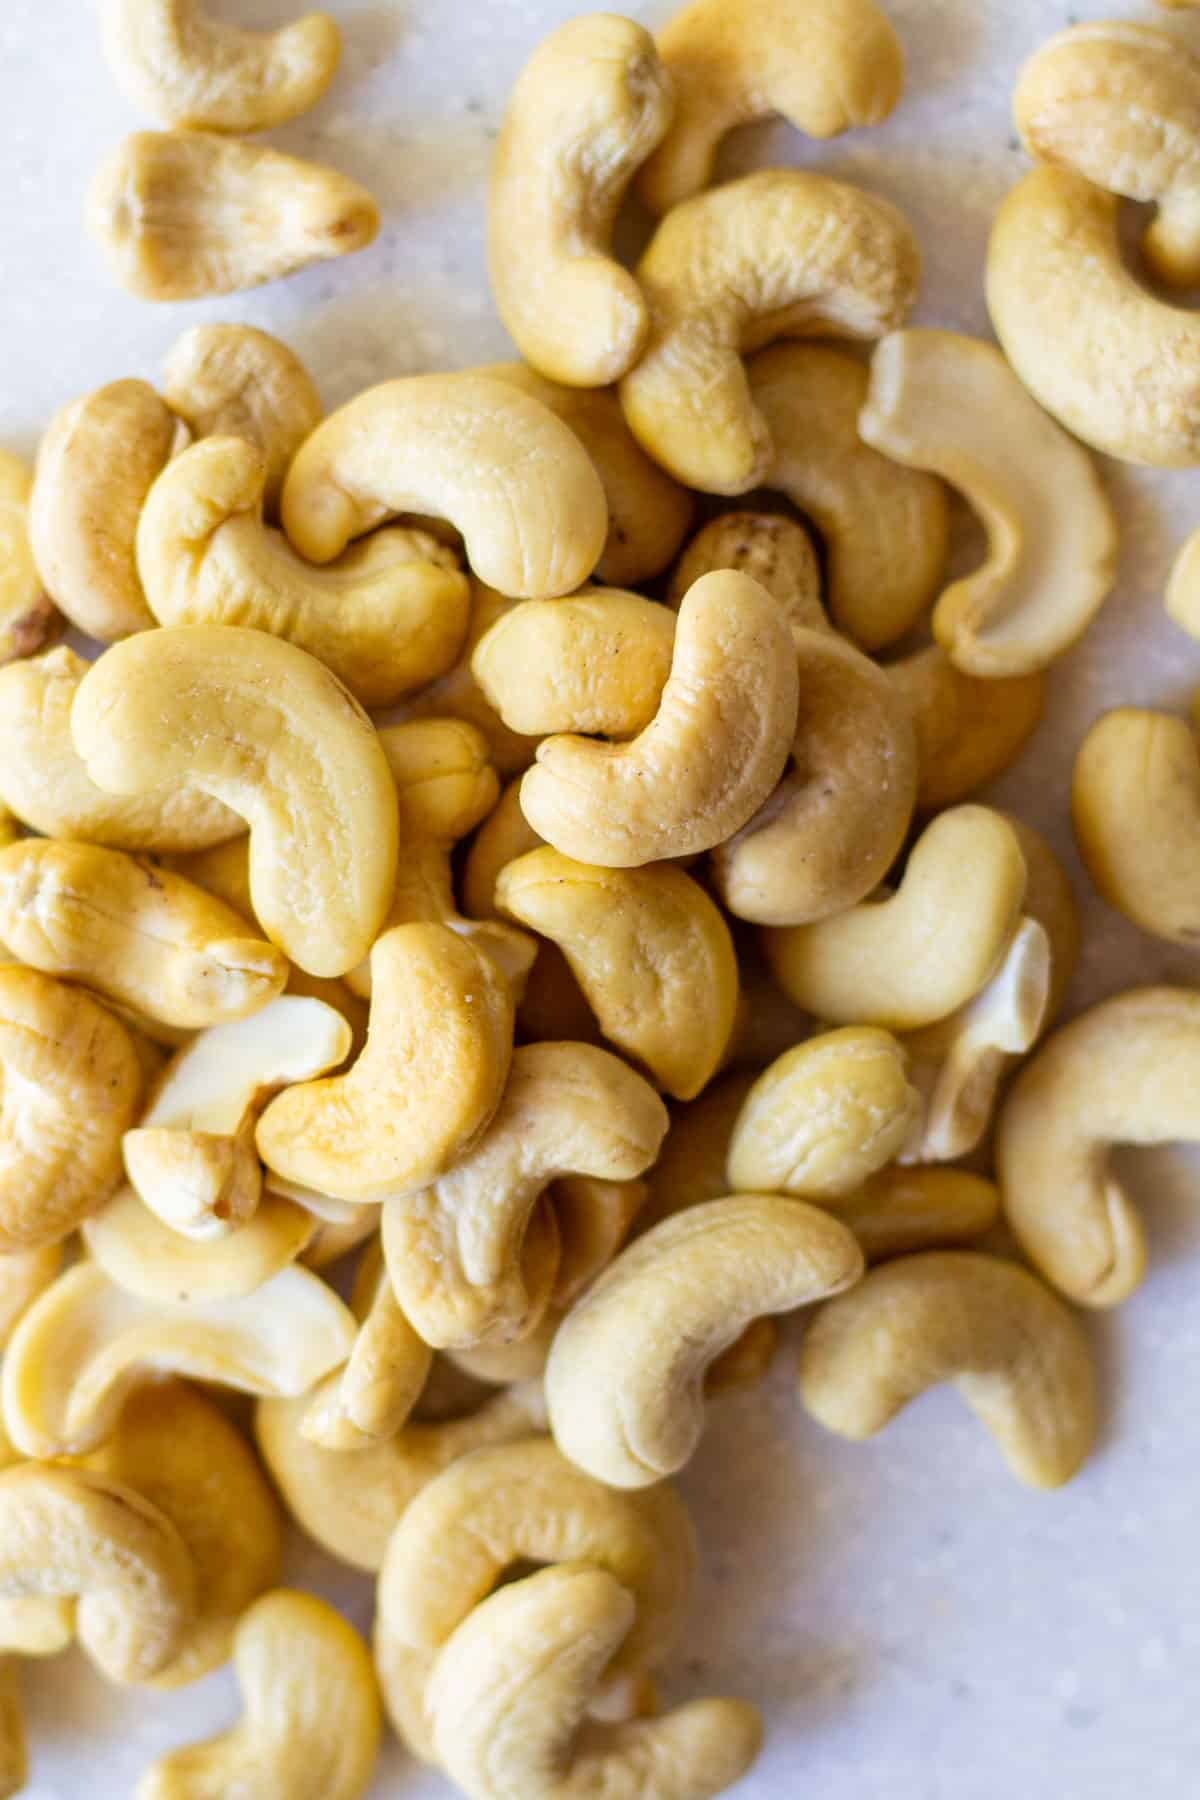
[301,1239,432,1451]
[488,15,674,387]
[548,1196,863,1487]
[710,627,918,926]
[0,1246,61,1352]
[667,510,827,638]
[72,624,400,978]
[84,1185,315,1304]
[798,1250,1097,1489]
[639,0,903,215]
[763,806,1029,1030]
[0,449,55,665]
[521,571,799,866]
[496,850,739,1100]
[886,646,1044,813]
[102,0,340,133]
[619,170,920,494]
[281,373,607,600]
[136,1590,379,1800]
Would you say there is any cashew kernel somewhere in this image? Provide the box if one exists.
[886,646,1044,813]
[667,511,828,639]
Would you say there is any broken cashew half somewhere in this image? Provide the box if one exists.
[886,646,1044,813]
[301,1240,433,1451]
[0,449,56,666]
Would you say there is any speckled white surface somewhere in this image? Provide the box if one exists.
[3,1,1200,1796]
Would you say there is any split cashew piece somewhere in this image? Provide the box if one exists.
[667,511,828,638]
[996,987,1200,1307]
[72,624,400,978]
[280,373,608,601]
[102,0,341,133]
[136,1591,380,1800]
[0,449,55,665]
[2,1259,355,1458]
[639,0,903,214]
[83,1185,315,1304]
[301,1239,432,1450]
[382,1041,668,1349]
[798,1251,1097,1490]
[987,165,1200,466]
[619,170,920,495]
[886,646,1044,813]
[496,849,739,1101]
[763,806,1028,1031]
[429,1563,763,1800]
[520,570,799,866]
[860,329,1118,675]
[547,1196,863,1487]
[488,14,674,387]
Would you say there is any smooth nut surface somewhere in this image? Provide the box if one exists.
[84,1185,315,1304]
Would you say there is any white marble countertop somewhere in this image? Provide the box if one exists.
[3,2,1200,1797]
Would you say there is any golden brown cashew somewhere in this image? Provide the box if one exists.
[521,571,799,866]
[0,449,56,665]
[281,374,607,600]
[667,512,828,639]
[639,0,903,215]
[72,625,399,978]
[798,1251,1097,1489]
[488,15,673,387]
[763,806,1028,1030]
[136,1590,380,1800]
[0,1246,61,1351]
[547,1196,862,1487]
[301,1239,432,1451]
[886,646,1044,812]
[84,1185,315,1304]
[102,0,341,133]
[619,170,920,495]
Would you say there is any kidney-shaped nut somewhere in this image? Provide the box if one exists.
[0,449,56,666]
[886,646,1044,813]
[860,329,1118,674]
[72,625,400,978]
[798,1250,1097,1489]
[521,570,799,866]
[620,170,920,495]
[667,511,828,639]
[301,1239,433,1451]
[763,806,1028,1031]
[488,14,673,388]
[84,1185,315,1304]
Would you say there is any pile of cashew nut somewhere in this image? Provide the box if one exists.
[1,2,1199,1796]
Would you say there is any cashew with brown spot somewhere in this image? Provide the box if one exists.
[301,1239,432,1451]
[886,646,1044,813]
[0,449,56,665]
[667,511,828,639]
[84,1185,315,1304]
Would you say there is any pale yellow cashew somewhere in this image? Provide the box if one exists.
[0,1416,74,1663]
[136,1590,380,1800]
[552,1175,648,1310]
[798,1250,1097,1489]
[0,1246,61,1351]
[886,646,1044,813]
[281,373,608,600]
[488,14,674,387]
[429,1563,763,1800]
[763,806,1028,1031]
[102,0,340,133]
[521,571,799,866]
[0,1662,23,1800]
[301,1206,381,1270]
[1167,528,1200,640]
[0,449,56,666]
[2,1259,355,1458]
[72,624,400,978]
[0,965,143,1252]
[462,775,544,921]
[395,583,541,778]
[84,1185,315,1304]
[620,170,920,495]
[548,1196,862,1487]
[639,0,903,215]
[302,1239,432,1451]
[88,131,379,301]
[667,511,828,638]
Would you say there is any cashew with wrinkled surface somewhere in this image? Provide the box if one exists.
[886,646,1044,813]
[301,1239,432,1450]
[667,511,828,638]
[0,450,55,665]
[84,1185,315,1304]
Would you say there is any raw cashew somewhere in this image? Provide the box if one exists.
[136,1590,380,1800]
[886,646,1044,812]
[547,1196,863,1487]
[798,1250,1097,1489]
[488,14,674,387]
[88,131,379,300]
[0,1246,61,1351]
[521,571,799,866]
[102,0,341,133]
[639,0,903,215]
[301,1240,432,1451]
[72,624,400,978]
[280,374,608,600]
[619,170,920,495]
[0,450,55,665]
[83,1185,315,1303]
[395,583,541,777]
[552,1176,647,1309]
[667,512,828,639]
[763,806,1028,1030]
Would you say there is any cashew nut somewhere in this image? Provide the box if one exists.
[0,1246,61,1352]
[798,1250,1097,1489]
[84,1185,315,1303]
[0,449,55,665]
[886,646,1044,812]
[301,1239,432,1451]
[552,1175,648,1310]
[462,775,544,921]
[395,582,541,777]
[301,1205,381,1271]
[667,511,828,639]
[1001,814,1081,1024]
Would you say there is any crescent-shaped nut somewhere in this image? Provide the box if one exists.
[520,570,799,866]
[135,1590,380,1800]
[301,1239,432,1450]
[639,0,903,215]
[0,449,56,665]
[987,165,1200,467]
[0,1246,62,1352]
[667,510,828,638]
[886,646,1044,812]
[88,131,379,301]
[84,1185,315,1303]
[860,329,1118,674]
[2,1259,356,1458]
[496,850,739,1100]
[101,0,341,133]
[763,806,1029,1031]
[280,374,607,600]
[710,627,918,926]
[0,965,143,1252]
[619,170,920,495]
[996,986,1200,1307]
[71,625,400,978]
[382,1041,668,1349]
[488,15,674,387]
[797,1250,1097,1489]
[547,1195,863,1488]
